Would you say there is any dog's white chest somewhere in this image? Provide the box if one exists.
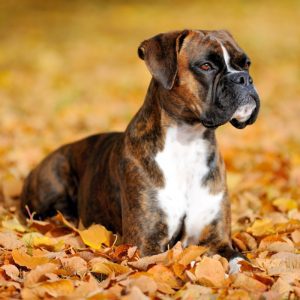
[155,125,223,245]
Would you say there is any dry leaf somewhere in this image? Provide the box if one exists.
[128,275,157,294]
[0,231,24,249]
[2,217,26,232]
[147,264,181,290]
[194,257,226,287]
[273,198,298,212]
[22,279,74,299]
[24,263,58,287]
[1,264,20,281]
[128,251,168,271]
[79,224,112,249]
[177,245,207,266]
[232,273,267,292]
[60,256,88,276]
[12,248,51,269]
[92,261,132,275]
[247,219,275,237]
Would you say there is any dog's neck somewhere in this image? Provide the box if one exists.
[126,79,216,152]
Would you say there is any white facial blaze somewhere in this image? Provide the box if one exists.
[220,43,238,73]
[219,42,257,122]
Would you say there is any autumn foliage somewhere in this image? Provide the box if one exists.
[1,1,300,299]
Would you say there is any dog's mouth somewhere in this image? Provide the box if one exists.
[200,94,260,130]
[230,95,259,129]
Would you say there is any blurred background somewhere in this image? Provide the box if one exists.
[0,0,299,209]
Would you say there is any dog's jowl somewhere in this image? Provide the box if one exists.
[21,30,260,271]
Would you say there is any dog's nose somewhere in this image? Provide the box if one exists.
[229,72,253,86]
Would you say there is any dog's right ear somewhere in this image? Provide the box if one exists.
[138,30,189,90]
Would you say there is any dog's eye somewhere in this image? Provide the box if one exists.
[199,63,213,71]
[244,61,251,70]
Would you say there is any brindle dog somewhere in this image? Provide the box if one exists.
[21,30,260,271]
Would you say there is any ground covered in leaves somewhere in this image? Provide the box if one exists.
[1,1,300,299]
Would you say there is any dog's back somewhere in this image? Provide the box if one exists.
[20,132,124,231]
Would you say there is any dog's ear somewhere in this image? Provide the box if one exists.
[138,30,189,90]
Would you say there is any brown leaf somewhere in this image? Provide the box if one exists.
[147,264,181,290]
[174,282,212,299]
[232,273,267,292]
[1,264,20,281]
[256,253,300,276]
[128,251,168,271]
[271,278,293,298]
[70,275,101,298]
[0,232,24,249]
[60,256,88,276]
[122,286,149,300]
[194,257,226,287]
[291,230,300,243]
[266,241,294,253]
[24,263,58,287]
[92,261,132,275]
[22,279,74,299]
[177,245,207,266]
[128,274,157,295]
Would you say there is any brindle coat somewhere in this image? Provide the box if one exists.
[21,30,259,260]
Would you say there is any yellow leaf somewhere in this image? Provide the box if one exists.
[2,217,26,232]
[22,232,44,247]
[177,245,207,266]
[79,224,112,249]
[247,219,275,237]
[148,265,181,290]
[273,198,298,212]
[92,261,131,275]
[55,211,78,232]
[12,249,51,269]
[22,279,74,299]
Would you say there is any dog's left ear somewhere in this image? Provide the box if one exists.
[138,30,189,90]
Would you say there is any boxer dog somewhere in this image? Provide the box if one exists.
[21,30,260,271]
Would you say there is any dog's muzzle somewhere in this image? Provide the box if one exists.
[231,96,256,123]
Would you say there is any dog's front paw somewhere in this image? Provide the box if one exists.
[228,256,245,274]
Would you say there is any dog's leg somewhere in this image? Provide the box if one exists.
[20,145,78,220]
[198,200,246,274]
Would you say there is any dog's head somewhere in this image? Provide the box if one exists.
[138,30,260,129]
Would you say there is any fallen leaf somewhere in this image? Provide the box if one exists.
[22,279,74,299]
[24,263,58,287]
[60,256,88,276]
[79,224,112,249]
[1,264,20,281]
[194,257,226,287]
[273,198,298,212]
[291,230,300,243]
[12,248,51,269]
[148,264,181,290]
[0,231,24,249]
[271,278,293,298]
[128,275,157,294]
[247,219,275,237]
[232,273,267,292]
[92,261,132,275]
[128,251,168,271]
[2,216,26,232]
[177,245,207,266]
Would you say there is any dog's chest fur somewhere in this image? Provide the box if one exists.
[155,124,223,246]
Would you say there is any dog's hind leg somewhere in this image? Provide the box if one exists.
[20,146,78,220]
